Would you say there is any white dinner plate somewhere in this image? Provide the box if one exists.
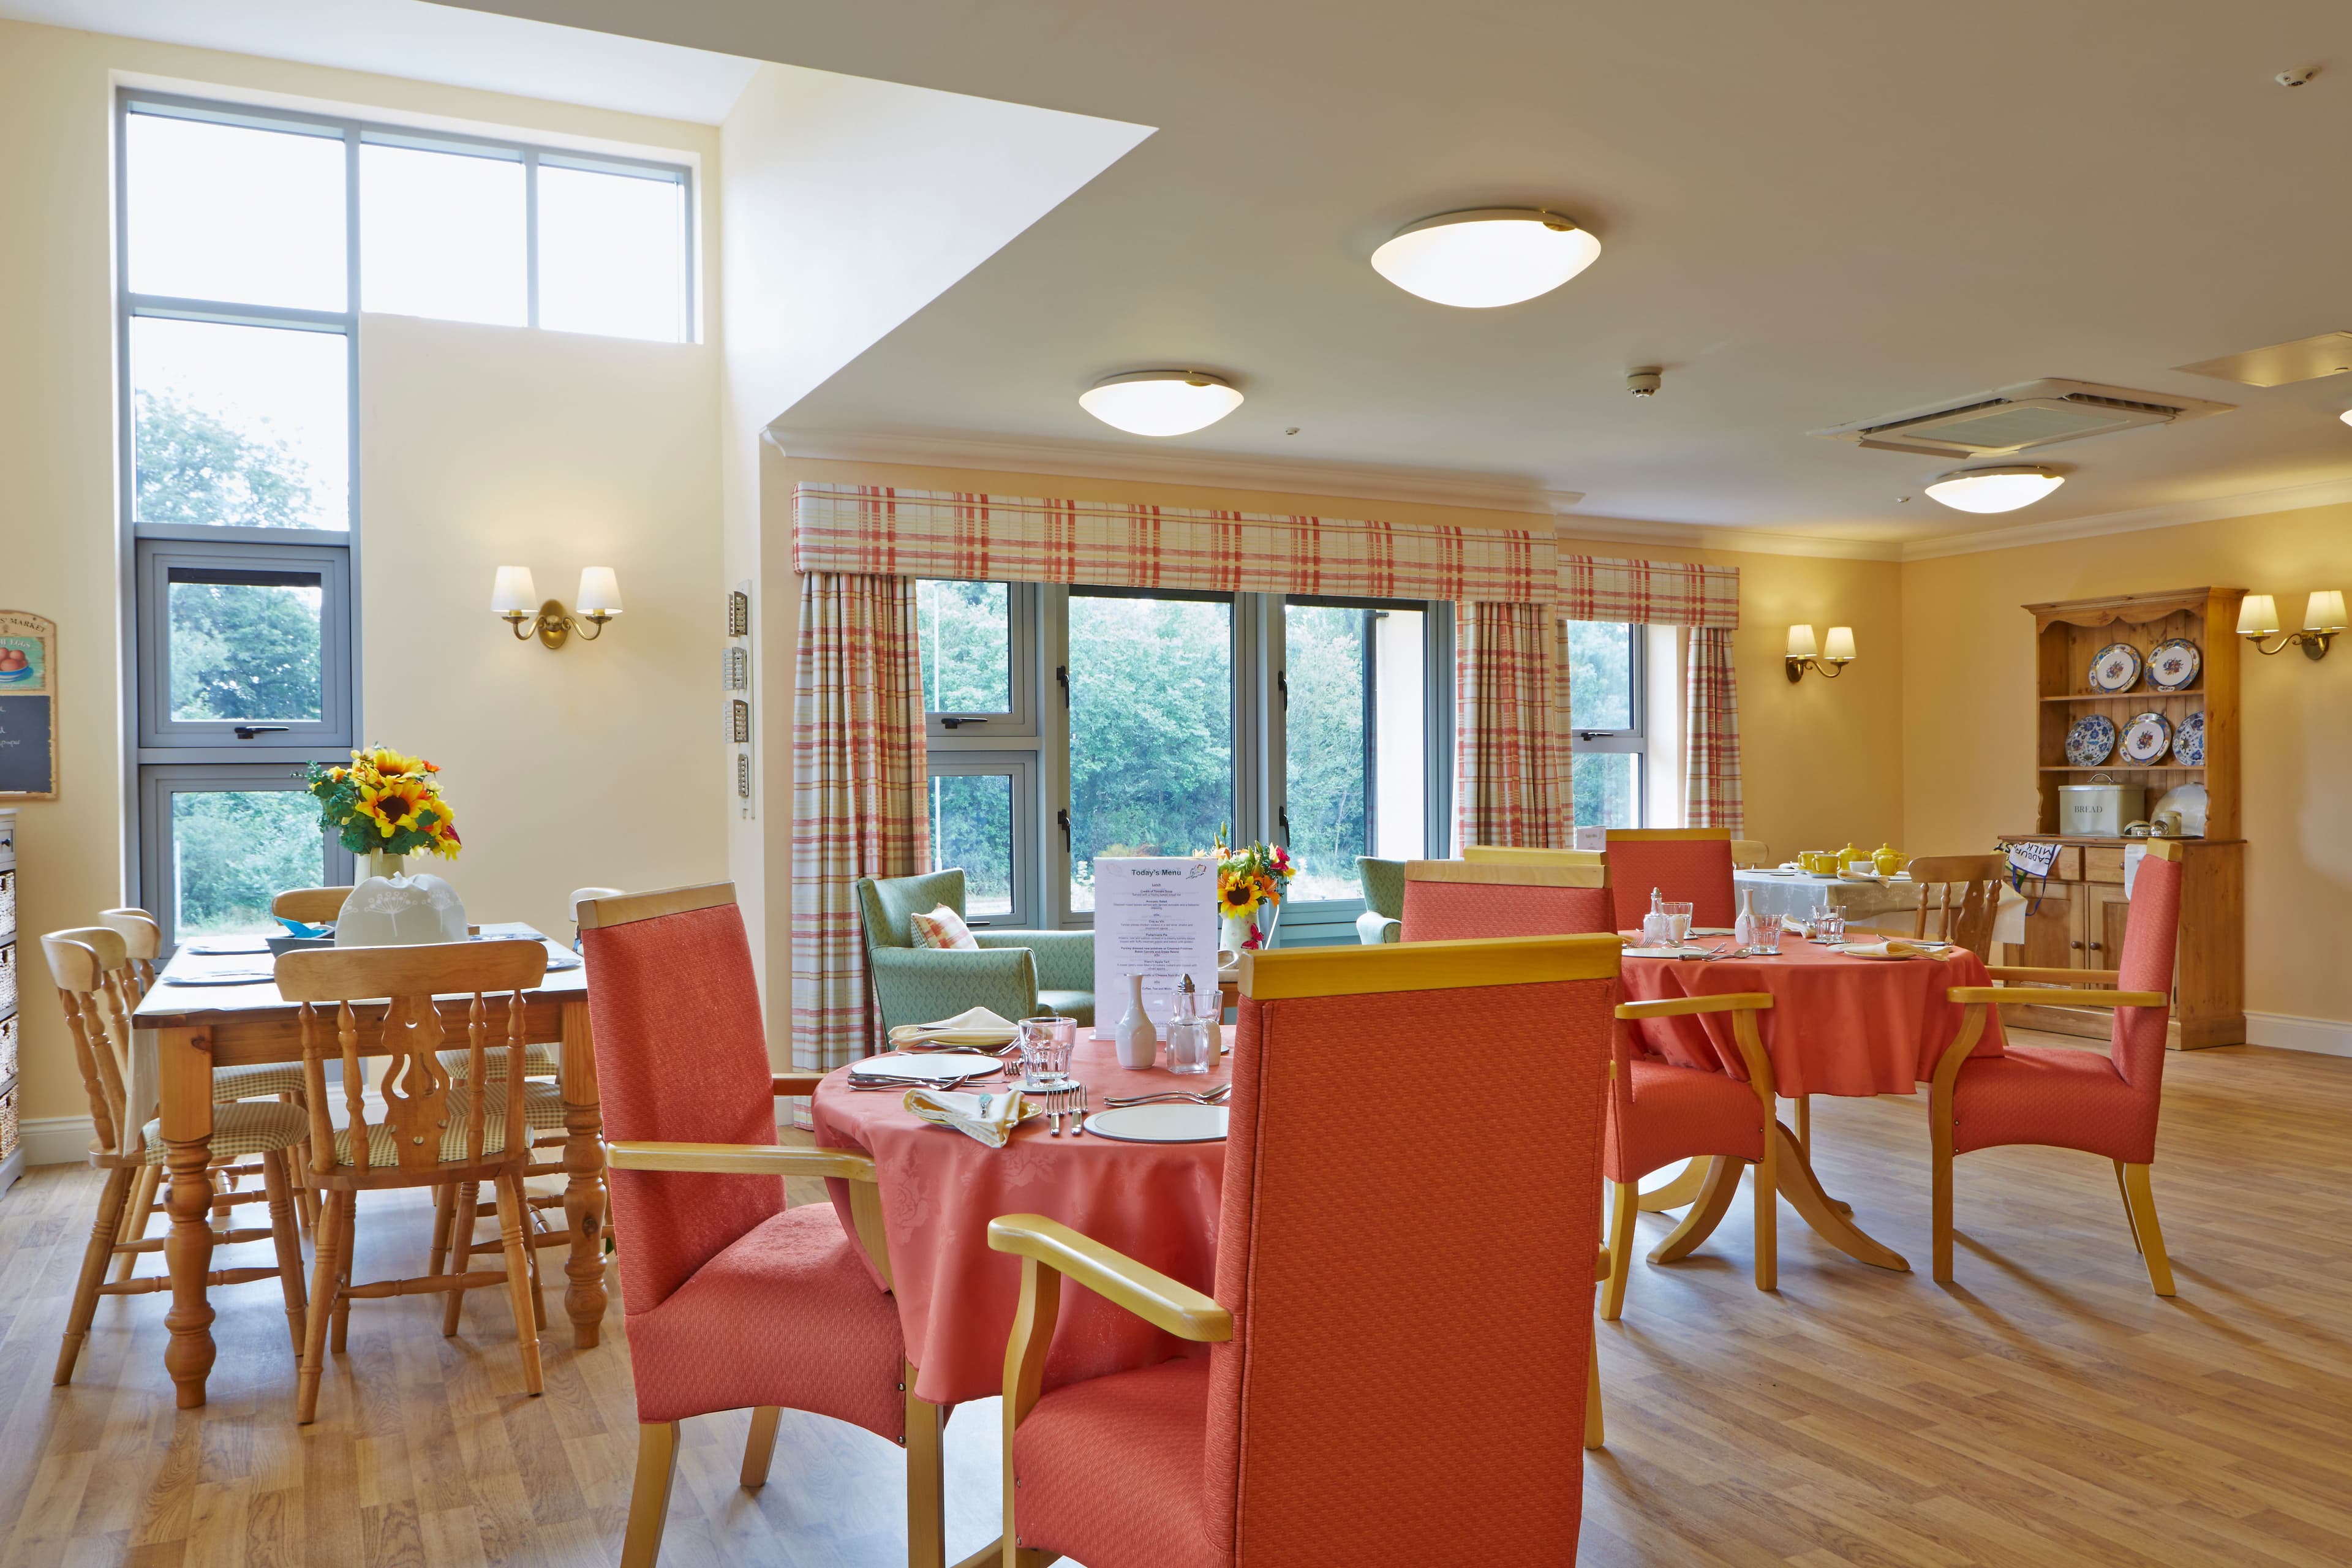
[183,938,270,956]
[1691,925,1736,936]
[856,1052,1006,1081]
[1082,1102,1229,1144]
[163,968,277,986]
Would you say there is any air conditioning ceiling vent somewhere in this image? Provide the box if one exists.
[1812,379,2234,458]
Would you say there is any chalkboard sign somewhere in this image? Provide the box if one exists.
[0,611,57,799]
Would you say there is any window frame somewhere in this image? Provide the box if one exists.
[916,579,1039,741]
[134,538,354,751]
[137,764,357,948]
[1566,617,1649,829]
[922,750,1039,929]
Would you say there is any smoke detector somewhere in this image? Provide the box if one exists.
[1811,378,2233,458]
[1626,366,1661,398]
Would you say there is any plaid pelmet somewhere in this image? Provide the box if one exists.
[791,572,929,1071]
[1559,554,1739,629]
[1453,601,1574,851]
[1684,627,1744,832]
[794,484,1555,602]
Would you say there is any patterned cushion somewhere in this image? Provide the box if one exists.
[1013,1357,1218,1568]
[1605,1056,1768,1183]
[1951,1044,2155,1163]
[142,1099,310,1164]
[437,1043,561,1079]
[324,1082,559,1169]
[211,1062,310,1102]
[908,904,979,950]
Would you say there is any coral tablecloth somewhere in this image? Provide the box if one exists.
[1621,936,2005,1098]
[813,1038,1231,1406]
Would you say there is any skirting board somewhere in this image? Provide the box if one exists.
[2244,1011,2352,1058]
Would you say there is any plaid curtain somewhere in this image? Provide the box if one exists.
[1453,601,1574,850]
[1684,627,1744,832]
[791,573,929,1070]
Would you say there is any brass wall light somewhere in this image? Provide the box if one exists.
[1785,624,1856,682]
[492,565,622,650]
[2238,590,2345,661]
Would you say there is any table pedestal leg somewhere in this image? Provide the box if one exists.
[1635,1159,1709,1213]
[560,1000,608,1348]
[159,1027,217,1408]
[1646,1156,1744,1264]
[1771,1120,1908,1271]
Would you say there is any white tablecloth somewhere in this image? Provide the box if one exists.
[1733,870,2027,946]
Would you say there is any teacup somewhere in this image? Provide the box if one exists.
[1799,851,1838,875]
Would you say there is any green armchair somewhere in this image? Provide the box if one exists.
[1356,856,1404,944]
[853,869,1096,1033]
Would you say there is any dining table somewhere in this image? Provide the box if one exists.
[812,1035,1232,1408]
[1619,932,2007,1273]
[129,922,609,1409]
[1733,867,2029,944]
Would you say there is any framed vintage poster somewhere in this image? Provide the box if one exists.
[0,611,57,799]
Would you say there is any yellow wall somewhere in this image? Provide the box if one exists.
[1904,504,2352,1032]
[753,454,1909,1059]
[0,17,720,1128]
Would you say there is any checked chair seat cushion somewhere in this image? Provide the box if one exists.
[323,1079,567,1169]
[211,1061,311,1102]
[437,1043,560,1079]
[140,1098,311,1164]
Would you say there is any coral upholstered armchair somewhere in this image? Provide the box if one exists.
[576,884,949,1568]
[1929,840,2185,1294]
[986,935,1620,1567]
[1605,827,1738,930]
[1398,857,1615,940]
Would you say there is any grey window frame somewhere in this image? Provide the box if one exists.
[922,750,1039,929]
[1567,617,1648,829]
[134,538,354,750]
[917,580,1040,741]
[137,764,358,948]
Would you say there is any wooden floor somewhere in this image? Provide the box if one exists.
[1,1034,2346,1567]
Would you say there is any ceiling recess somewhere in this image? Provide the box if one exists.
[1812,378,2235,458]
[2176,331,2352,387]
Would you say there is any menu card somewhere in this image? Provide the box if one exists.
[1091,856,1221,1039]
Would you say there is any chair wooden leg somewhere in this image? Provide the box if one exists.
[261,1150,310,1358]
[428,1182,458,1278]
[296,1190,350,1424]
[113,1163,160,1283]
[907,1371,946,1568]
[2113,1160,2143,1253]
[1601,1180,1637,1321]
[1648,1156,1743,1264]
[621,1420,680,1568]
[1753,1114,1779,1294]
[443,1182,480,1337]
[1930,1084,1958,1284]
[1584,1339,1605,1451]
[56,1167,135,1386]
[496,1173,545,1396]
[2118,1163,2176,1297]
[740,1406,782,1488]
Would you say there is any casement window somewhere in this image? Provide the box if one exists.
[1566,620,1647,828]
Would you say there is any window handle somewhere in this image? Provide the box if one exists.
[1278,808,1292,843]
[1277,669,1289,710]
[940,715,988,729]
[232,725,289,740]
[1056,665,1070,706]
[1057,808,1071,852]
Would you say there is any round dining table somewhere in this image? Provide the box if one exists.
[1618,933,2007,1272]
[813,1036,1233,1407]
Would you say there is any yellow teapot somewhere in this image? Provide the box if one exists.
[1834,843,1867,871]
[1871,843,1909,876]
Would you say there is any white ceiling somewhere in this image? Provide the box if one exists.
[442,0,2352,547]
[0,0,760,123]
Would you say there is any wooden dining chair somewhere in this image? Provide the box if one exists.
[988,934,1618,1567]
[269,885,352,925]
[1906,854,2009,959]
[1730,838,1772,869]
[1606,827,1738,929]
[41,926,311,1386]
[278,939,551,1422]
[1928,841,2184,1294]
[575,883,946,1568]
[1461,843,1606,867]
[1600,993,1779,1317]
[1399,857,1613,940]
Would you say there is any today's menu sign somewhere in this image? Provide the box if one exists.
[1091,856,1221,1038]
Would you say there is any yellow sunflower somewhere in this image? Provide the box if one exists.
[357,776,432,838]
[365,746,429,778]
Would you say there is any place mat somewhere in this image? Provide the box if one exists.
[162,968,277,986]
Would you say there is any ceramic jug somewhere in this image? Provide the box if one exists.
[1112,972,1159,1069]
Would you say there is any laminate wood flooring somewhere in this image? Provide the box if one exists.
[0,1035,2344,1567]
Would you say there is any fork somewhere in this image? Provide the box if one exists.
[1105,1085,1231,1108]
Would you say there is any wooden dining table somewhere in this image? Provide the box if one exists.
[129,924,608,1409]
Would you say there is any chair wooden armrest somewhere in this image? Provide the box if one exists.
[987,1214,1232,1342]
[1985,964,2120,986]
[1615,992,1774,1021]
[771,1073,828,1098]
[1947,987,2166,1009]
[605,1140,876,1182]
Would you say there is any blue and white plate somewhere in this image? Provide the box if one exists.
[2089,643,2143,693]
[0,663,34,684]
[2172,709,2206,766]
[2147,638,2201,692]
[2120,711,2172,764]
[2064,714,2117,766]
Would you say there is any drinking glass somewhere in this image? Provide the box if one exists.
[1814,906,1847,945]
[1019,1014,1076,1088]
[1665,901,1694,943]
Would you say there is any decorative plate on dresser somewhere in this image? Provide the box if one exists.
[2120,710,2173,764]
[2088,641,2143,693]
[2147,637,2201,692]
[2172,709,2206,766]
[2064,713,2117,766]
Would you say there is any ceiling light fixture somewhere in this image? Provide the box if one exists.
[1370,208,1601,308]
[2339,409,2352,427]
[1923,465,2066,514]
[1078,369,1243,437]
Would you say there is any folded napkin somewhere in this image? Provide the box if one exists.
[1623,944,1711,959]
[889,1006,1020,1049]
[903,1087,1024,1148]
[1838,939,1956,960]
[1780,915,1811,935]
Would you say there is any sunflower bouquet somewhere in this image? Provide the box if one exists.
[1208,828,1294,950]
[302,746,461,862]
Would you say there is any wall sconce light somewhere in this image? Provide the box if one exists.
[1785,624,1856,682]
[2238,590,2345,661]
[492,565,622,650]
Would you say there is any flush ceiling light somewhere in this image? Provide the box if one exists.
[2339,408,2352,427]
[1370,208,1602,308]
[1923,465,2066,514]
[1078,370,1244,437]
